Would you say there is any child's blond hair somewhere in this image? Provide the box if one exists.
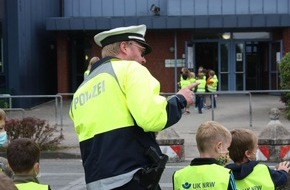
[196,121,231,154]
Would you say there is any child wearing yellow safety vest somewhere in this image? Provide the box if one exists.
[226,128,290,190]
[195,72,206,114]
[173,121,237,190]
[179,68,192,113]
[7,138,51,190]
[84,56,99,80]
[206,69,218,109]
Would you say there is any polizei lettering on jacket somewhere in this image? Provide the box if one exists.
[73,80,105,109]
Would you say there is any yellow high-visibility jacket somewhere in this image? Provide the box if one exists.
[70,57,187,190]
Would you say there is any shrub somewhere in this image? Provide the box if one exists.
[0,89,12,108]
[4,117,64,151]
[0,100,8,108]
[279,52,290,119]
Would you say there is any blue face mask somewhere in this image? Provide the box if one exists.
[0,132,7,147]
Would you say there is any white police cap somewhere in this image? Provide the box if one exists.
[94,24,152,56]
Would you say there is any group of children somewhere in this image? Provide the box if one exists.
[1,105,290,190]
[0,109,51,190]
[179,66,218,114]
[173,121,290,190]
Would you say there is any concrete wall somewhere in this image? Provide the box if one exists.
[4,0,59,107]
[63,0,290,17]
[168,0,290,16]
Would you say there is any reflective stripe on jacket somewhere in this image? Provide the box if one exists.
[70,57,169,189]
[173,164,231,190]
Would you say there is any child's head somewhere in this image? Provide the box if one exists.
[87,56,100,70]
[208,69,215,77]
[196,121,232,165]
[228,128,258,163]
[198,66,203,72]
[189,72,195,79]
[0,109,7,147]
[0,109,6,132]
[181,71,189,80]
[181,67,188,73]
[197,72,204,79]
[7,138,40,176]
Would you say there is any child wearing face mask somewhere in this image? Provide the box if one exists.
[226,128,290,190]
[172,121,237,190]
[0,109,7,148]
[7,138,51,190]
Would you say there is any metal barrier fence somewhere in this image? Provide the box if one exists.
[2,108,25,119]
[162,90,290,127]
[1,90,290,128]
[0,94,63,128]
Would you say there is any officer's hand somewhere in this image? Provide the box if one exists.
[177,82,200,106]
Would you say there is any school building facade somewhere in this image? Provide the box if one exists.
[1,0,290,106]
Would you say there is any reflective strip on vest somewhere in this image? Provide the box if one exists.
[173,164,231,189]
[70,63,130,142]
[87,168,140,190]
[235,164,274,190]
[16,182,48,190]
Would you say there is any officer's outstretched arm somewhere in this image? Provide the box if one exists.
[177,82,200,106]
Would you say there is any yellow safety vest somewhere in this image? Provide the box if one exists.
[207,75,218,92]
[180,79,191,89]
[189,78,196,84]
[16,182,48,190]
[196,78,206,92]
[235,164,274,190]
[173,164,231,190]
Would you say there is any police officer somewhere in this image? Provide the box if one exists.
[70,24,199,190]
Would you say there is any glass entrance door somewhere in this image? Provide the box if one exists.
[219,41,245,90]
[235,43,245,90]
[219,43,229,90]
[190,33,279,91]
[219,41,271,91]
[270,41,282,90]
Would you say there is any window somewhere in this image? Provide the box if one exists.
[233,32,270,40]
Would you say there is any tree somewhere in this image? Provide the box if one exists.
[279,52,290,119]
